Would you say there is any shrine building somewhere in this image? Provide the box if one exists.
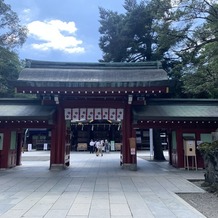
[0,59,218,170]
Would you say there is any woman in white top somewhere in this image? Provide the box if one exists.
[89,139,95,154]
[95,140,104,156]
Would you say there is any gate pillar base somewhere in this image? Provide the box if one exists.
[50,164,66,170]
[122,163,137,171]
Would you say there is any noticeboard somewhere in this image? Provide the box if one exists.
[129,138,136,155]
[184,140,196,156]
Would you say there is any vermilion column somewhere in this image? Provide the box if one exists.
[121,103,137,170]
[176,129,184,168]
[50,105,66,169]
[0,129,10,168]
[16,132,23,166]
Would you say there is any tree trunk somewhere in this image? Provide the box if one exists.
[153,129,166,161]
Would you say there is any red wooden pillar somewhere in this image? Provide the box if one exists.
[0,129,10,168]
[16,131,23,166]
[121,103,137,170]
[168,131,173,166]
[195,131,204,168]
[50,105,66,169]
[176,129,184,168]
[50,126,57,168]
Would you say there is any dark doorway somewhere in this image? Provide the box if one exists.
[71,120,122,152]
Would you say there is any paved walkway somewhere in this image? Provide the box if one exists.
[0,151,206,218]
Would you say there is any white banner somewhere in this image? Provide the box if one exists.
[87,108,94,120]
[80,108,86,120]
[72,108,79,121]
[116,108,124,120]
[102,108,109,120]
[109,108,116,120]
[94,108,102,120]
[66,108,124,121]
[64,108,72,120]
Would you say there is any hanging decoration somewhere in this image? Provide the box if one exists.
[72,108,79,120]
[109,108,116,120]
[64,108,72,120]
[79,108,86,120]
[87,108,94,120]
[65,108,124,121]
[102,108,109,119]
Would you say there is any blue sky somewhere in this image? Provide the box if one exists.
[5,0,125,62]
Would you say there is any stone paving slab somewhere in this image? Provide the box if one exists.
[0,151,206,218]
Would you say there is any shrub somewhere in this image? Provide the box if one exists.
[198,141,218,187]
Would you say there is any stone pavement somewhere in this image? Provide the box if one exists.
[0,151,206,218]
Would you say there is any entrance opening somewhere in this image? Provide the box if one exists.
[135,128,169,161]
[70,120,122,152]
[23,128,51,151]
[21,128,51,167]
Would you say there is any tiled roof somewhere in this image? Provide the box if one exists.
[0,99,56,120]
[16,60,172,88]
[18,68,168,82]
[133,99,218,121]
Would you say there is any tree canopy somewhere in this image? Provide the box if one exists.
[0,0,27,49]
[0,0,27,97]
[0,47,22,97]
[99,0,180,63]
[178,1,218,98]
[98,0,218,98]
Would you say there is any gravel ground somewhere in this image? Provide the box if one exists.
[177,181,218,218]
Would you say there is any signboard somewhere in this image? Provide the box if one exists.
[129,138,136,156]
[110,141,115,151]
[43,143,48,150]
[184,140,196,156]
[28,144,32,151]
[131,148,136,155]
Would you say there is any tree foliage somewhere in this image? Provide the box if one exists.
[99,0,180,62]
[0,0,27,97]
[177,1,218,98]
[0,47,22,97]
[99,0,218,98]
[98,0,188,97]
[0,0,27,49]
[199,140,218,185]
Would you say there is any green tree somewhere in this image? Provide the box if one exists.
[177,1,218,98]
[119,0,218,98]
[99,0,179,63]
[99,0,188,97]
[0,0,27,49]
[99,8,128,62]
[182,42,218,98]
[0,47,22,97]
[0,0,27,97]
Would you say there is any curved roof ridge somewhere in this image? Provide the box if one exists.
[25,59,162,70]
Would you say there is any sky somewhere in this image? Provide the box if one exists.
[5,0,125,62]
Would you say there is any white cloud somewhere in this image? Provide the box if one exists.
[27,20,85,53]
[21,8,32,22]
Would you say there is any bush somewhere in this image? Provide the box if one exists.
[198,141,218,188]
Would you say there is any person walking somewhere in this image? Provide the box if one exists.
[104,139,109,153]
[98,140,104,156]
[89,139,95,154]
[95,140,100,156]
